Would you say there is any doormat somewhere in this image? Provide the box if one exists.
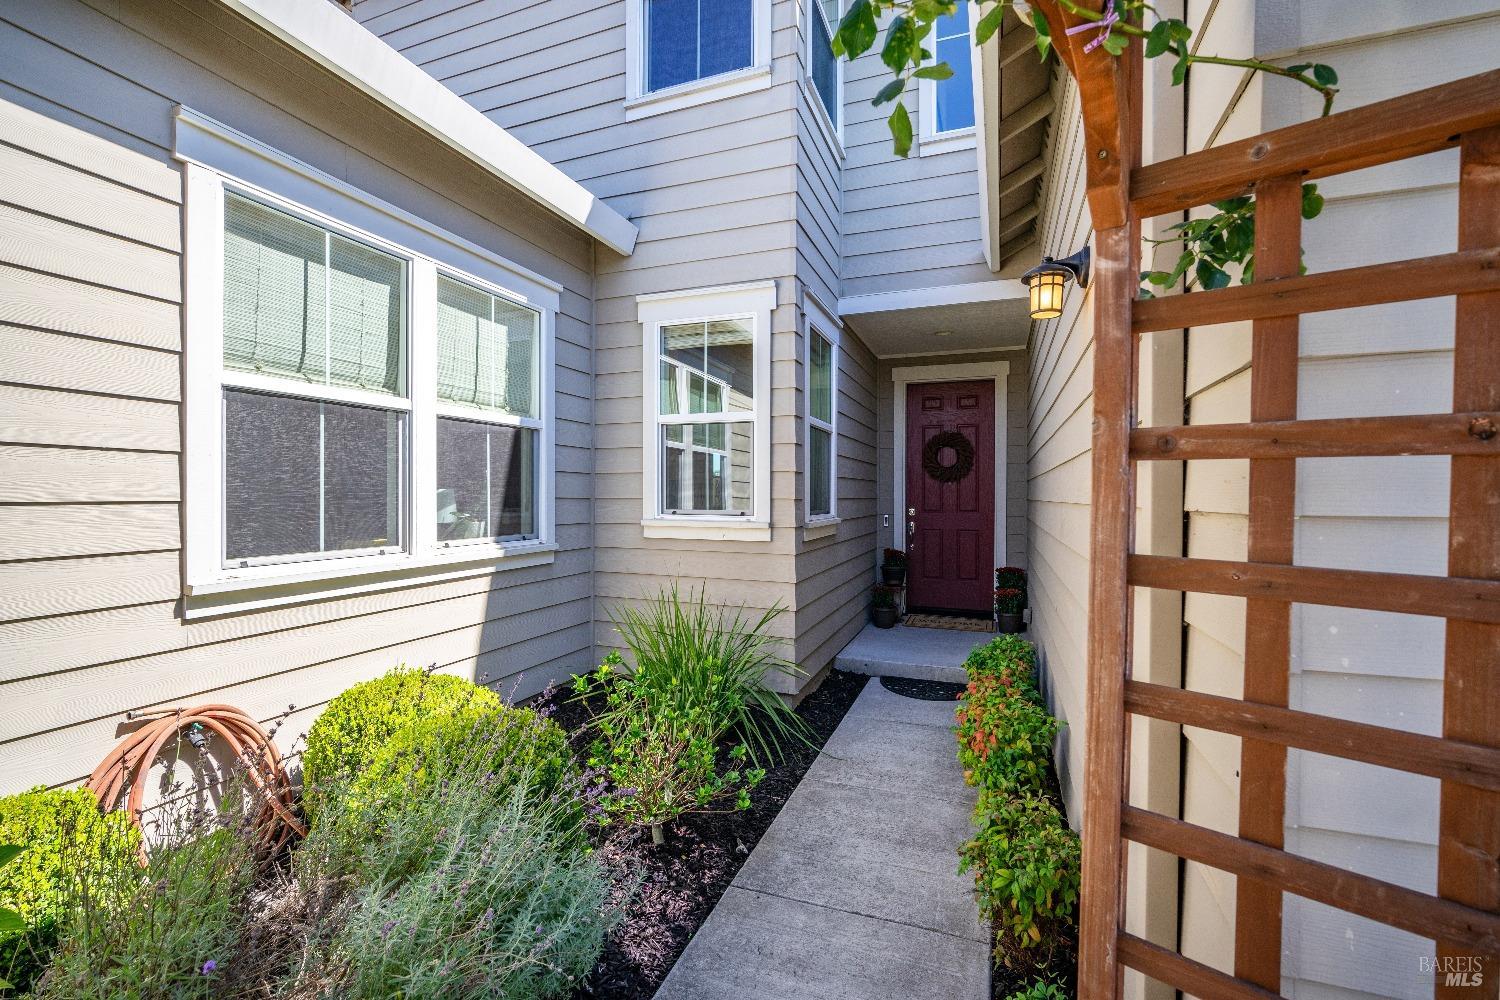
[901,613,995,633]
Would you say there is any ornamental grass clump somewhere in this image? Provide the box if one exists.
[954,635,1080,968]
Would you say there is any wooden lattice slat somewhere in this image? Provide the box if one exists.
[1131,412,1500,460]
[1130,69,1500,216]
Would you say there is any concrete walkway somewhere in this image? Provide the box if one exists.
[835,621,993,684]
[656,679,988,1000]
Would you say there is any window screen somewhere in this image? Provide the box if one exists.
[809,424,831,516]
[933,5,975,133]
[436,418,536,542]
[662,421,753,514]
[436,274,539,418]
[224,389,403,562]
[223,193,406,395]
[645,0,754,92]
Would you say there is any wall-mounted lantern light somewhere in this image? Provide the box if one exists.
[1020,247,1091,321]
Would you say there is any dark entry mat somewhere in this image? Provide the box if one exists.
[879,675,967,701]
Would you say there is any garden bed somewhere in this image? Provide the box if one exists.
[538,668,868,1000]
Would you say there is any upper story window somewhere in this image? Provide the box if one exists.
[625,0,772,120]
[917,4,977,154]
[638,282,776,541]
[808,0,842,132]
[646,0,754,92]
[177,106,560,613]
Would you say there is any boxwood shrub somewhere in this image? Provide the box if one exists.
[955,636,1080,965]
[302,667,501,813]
[0,788,138,995]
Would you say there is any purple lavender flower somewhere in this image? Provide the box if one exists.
[200,960,217,975]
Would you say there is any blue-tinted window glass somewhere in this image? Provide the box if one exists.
[933,5,975,133]
[811,3,838,122]
[646,0,754,93]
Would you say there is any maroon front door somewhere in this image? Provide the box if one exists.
[905,380,995,613]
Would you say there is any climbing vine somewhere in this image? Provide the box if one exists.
[832,0,1341,292]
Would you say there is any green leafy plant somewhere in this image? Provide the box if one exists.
[1141,183,1325,293]
[881,547,908,568]
[0,788,139,996]
[326,703,579,849]
[302,666,501,812]
[38,812,258,1000]
[960,789,1080,964]
[607,585,807,762]
[871,584,901,609]
[1005,977,1071,999]
[574,654,765,845]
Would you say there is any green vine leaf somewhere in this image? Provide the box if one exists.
[889,102,914,157]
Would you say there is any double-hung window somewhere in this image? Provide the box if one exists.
[805,295,839,527]
[919,3,977,152]
[178,107,558,613]
[626,0,772,119]
[638,282,775,540]
[808,0,842,138]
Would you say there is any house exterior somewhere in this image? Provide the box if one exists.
[2,0,1494,997]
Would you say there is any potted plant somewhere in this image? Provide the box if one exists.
[870,584,901,629]
[994,587,1025,634]
[996,566,1028,608]
[881,548,907,586]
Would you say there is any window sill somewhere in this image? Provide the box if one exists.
[624,65,774,122]
[918,129,977,157]
[804,517,840,540]
[641,517,772,542]
[182,542,558,618]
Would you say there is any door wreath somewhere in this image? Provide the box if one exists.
[922,431,975,483]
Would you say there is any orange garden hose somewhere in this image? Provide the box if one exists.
[86,704,306,857]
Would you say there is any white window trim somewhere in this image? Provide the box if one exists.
[804,290,841,536]
[803,0,844,159]
[177,108,560,617]
[637,281,776,542]
[890,361,1009,576]
[917,9,979,157]
[624,0,774,121]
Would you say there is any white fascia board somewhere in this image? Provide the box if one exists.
[218,0,638,256]
[838,279,1028,316]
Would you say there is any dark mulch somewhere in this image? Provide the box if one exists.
[535,669,869,1000]
[879,675,968,701]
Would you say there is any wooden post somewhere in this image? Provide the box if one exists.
[1436,123,1500,999]
[1234,174,1303,990]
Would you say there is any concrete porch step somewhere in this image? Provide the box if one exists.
[833,622,992,684]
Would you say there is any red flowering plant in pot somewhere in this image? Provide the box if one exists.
[995,566,1028,609]
[994,587,1025,634]
[880,548,907,586]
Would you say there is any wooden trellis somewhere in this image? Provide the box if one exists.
[1031,3,1500,996]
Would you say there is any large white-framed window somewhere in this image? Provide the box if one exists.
[806,0,844,152]
[176,106,559,615]
[638,281,776,541]
[918,3,978,156]
[624,0,774,121]
[804,291,840,535]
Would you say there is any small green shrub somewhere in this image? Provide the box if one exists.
[0,788,138,995]
[960,789,1080,963]
[303,772,618,999]
[302,667,501,805]
[327,704,578,853]
[963,634,1040,698]
[1005,980,1070,1000]
[575,653,764,844]
[38,815,257,1000]
[957,682,1059,795]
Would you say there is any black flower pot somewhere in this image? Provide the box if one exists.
[996,612,1025,634]
[871,605,900,629]
[880,565,906,586]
